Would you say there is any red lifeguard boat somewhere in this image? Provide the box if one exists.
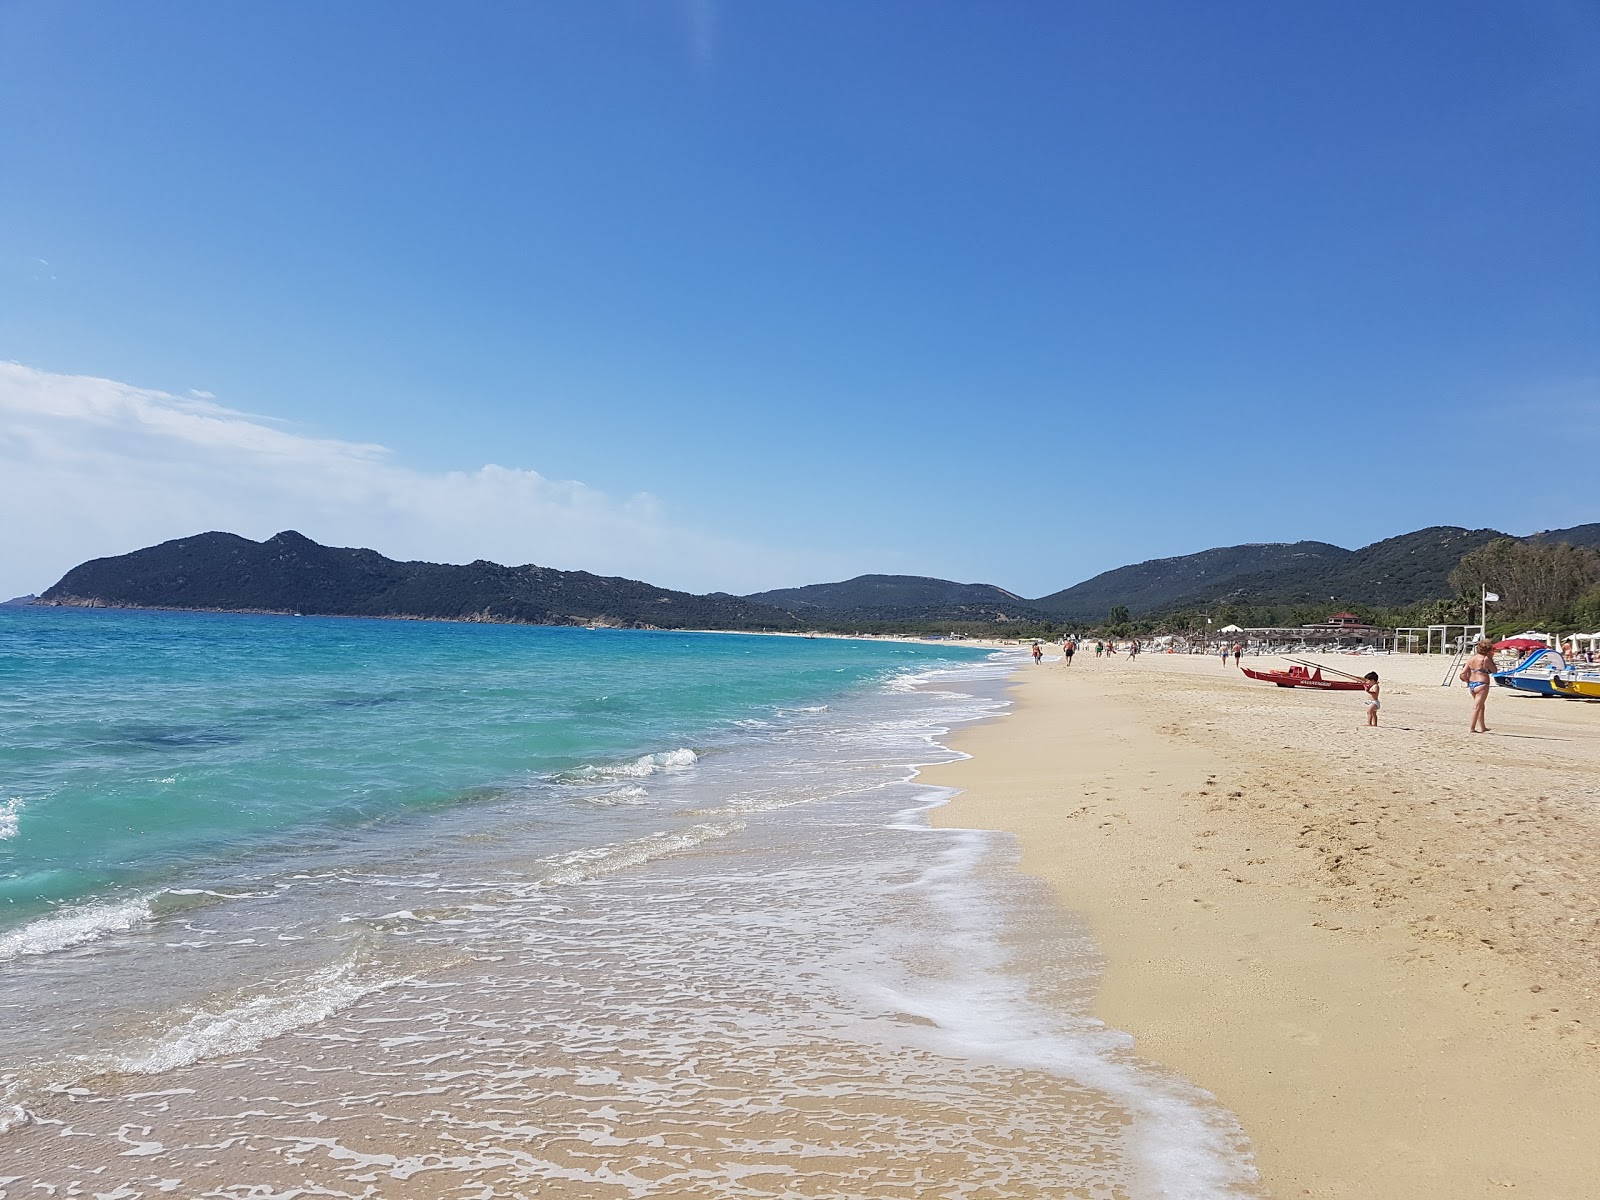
[1240,664,1365,691]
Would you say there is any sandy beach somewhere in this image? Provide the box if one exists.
[927,649,1600,1199]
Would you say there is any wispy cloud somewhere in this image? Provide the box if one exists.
[0,362,832,600]
[683,0,717,71]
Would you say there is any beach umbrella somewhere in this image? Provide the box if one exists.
[1493,637,1548,651]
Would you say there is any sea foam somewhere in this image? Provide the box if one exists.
[0,797,22,840]
[865,803,1261,1198]
[539,821,745,886]
[113,957,399,1076]
[0,898,152,962]
[561,747,699,782]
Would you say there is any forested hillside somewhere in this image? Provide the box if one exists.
[40,531,803,631]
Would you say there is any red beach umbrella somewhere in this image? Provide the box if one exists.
[1494,637,1548,651]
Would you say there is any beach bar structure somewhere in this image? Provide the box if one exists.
[1392,623,1485,654]
[1235,612,1389,653]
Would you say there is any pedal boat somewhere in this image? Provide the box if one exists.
[1493,648,1574,697]
[1552,677,1600,700]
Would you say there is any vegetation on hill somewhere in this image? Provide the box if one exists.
[1177,526,1506,610]
[39,531,804,632]
[1446,538,1600,635]
[31,522,1600,641]
[1527,523,1600,550]
[1030,541,1350,620]
[746,574,1028,612]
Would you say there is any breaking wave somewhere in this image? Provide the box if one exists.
[0,898,152,963]
[112,957,399,1076]
[538,821,745,886]
[559,747,699,783]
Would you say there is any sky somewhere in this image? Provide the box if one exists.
[2,1,1597,601]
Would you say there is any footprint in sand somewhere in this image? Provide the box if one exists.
[1276,1020,1321,1046]
[1382,1138,1443,1173]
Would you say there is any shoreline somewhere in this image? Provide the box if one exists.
[17,600,1015,647]
[924,651,1600,1198]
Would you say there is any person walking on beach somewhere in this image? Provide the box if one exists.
[1032,641,1043,665]
[1233,643,1243,666]
[1362,672,1381,727]
[1461,638,1496,733]
[1128,639,1140,661]
[1062,638,1076,666]
[1095,640,1103,658]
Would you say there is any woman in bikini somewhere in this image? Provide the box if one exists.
[1461,638,1496,733]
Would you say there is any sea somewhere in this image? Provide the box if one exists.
[0,608,1261,1198]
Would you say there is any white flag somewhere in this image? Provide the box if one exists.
[1484,591,1500,603]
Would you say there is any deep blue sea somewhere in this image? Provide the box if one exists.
[0,608,1259,1198]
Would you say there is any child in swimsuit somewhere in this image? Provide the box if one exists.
[1363,672,1380,726]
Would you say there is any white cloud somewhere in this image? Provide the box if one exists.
[0,362,832,600]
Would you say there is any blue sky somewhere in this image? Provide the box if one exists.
[3,2,1596,600]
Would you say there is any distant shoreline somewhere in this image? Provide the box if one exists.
[22,599,1011,646]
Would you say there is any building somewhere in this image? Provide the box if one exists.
[1236,612,1385,651]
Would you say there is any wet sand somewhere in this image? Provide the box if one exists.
[927,650,1600,1199]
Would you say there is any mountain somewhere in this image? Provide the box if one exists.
[741,575,1047,627]
[1030,542,1352,620]
[38,531,802,631]
[33,521,1599,635]
[2,594,39,607]
[1528,523,1600,549]
[1178,526,1508,610]
[746,575,1026,611]
[1029,527,1528,619]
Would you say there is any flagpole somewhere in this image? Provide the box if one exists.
[1481,584,1486,634]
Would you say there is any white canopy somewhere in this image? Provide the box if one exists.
[1217,624,1243,633]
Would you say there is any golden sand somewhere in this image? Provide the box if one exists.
[926,650,1600,1199]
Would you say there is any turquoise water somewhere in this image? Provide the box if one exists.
[0,608,981,923]
[0,608,1262,1198]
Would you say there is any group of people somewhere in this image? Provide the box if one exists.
[1028,632,1508,735]
[1029,637,1141,664]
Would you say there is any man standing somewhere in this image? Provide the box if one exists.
[1062,637,1076,666]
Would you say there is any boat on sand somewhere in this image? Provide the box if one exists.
[1241,664,1366,691]
[1552,677,1600,700]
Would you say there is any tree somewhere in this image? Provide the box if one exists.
[1106,604,1130,626]
[1449,538,1600,619]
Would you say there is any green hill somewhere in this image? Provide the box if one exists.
[1528,523,1600,549]
[1177,526,1507,610]
[746,574,1028,612]
[1030,542,1352,620]
[39,531,802,631]
[32,521,1600,635]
